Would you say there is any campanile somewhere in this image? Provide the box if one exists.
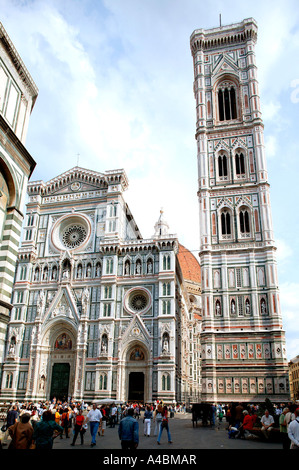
[190,18,289,402]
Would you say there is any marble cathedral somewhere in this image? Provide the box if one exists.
[0,167,202,403]
[0,18,290,404]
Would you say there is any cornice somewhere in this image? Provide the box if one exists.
[190,18,258,55]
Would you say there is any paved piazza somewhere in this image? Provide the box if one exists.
[6,412,280,451]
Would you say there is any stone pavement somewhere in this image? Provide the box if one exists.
[10,412,280,451]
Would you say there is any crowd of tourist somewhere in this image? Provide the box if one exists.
[1,398,298,449]
[0,398,185,449]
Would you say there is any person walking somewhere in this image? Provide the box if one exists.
[143,405,153,437]
[61,407,70,439]
[86,403,102,447]
[154,405,163,436]
[288,407,299,449]
[71,409,86,446]
[157,406,172,445]
[1,405,19,447]
[118,407,139,450]
[32,410,63,449]
[279,407,291,450]
[8,413,34,449]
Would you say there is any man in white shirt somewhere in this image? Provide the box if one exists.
[85,403,103,447]
[288,408,299,449]
[111,405,117,428]
[261,410,275,440]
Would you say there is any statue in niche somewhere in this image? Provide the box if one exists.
[37,291,46,314]
[34,268,39,281]
[77,265,82,278]
[52,266,57,280]
[95,263,101,277]
[260,299,266,314]
[43,268,48,281]
[245,299,250,314]
[62,267,70,279]
[82,287,90,314]
[136,260,141,274]
[55,333,72,350]
[86,264,91,278]
[101,335,108,354]
[147,260,153,274]
[215,300,221,316]
[39,375,46,391]
[231,299,236,315]
[8,337,16,355]
[130,347,144,361]
[125,261,130,275]
[162,334,169,353]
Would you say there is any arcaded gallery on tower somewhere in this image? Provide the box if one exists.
[0,18,289,404]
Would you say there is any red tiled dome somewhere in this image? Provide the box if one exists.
[177,244,201,284]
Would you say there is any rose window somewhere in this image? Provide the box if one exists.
[62,225,87,249]
[124,287,152,315]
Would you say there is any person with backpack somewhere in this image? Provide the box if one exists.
[288,408,299,449]
[61,407,70,439]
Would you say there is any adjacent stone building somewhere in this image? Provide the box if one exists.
[0,22,37,382]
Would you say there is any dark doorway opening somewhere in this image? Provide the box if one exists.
[50,363,70,401]
[128,372,144,402]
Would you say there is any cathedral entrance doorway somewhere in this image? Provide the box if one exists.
[128,372,144,402]
[50,363,70,401]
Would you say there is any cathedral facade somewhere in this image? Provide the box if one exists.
[0,167,201,403]
[190,18,289,402]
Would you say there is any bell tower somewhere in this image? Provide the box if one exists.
[190,18,289,402]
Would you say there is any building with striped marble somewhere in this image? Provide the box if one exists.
[0,22,37,383]
[0,166,202,403]
[190,18,289,402]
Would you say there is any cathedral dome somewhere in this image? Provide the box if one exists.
[177,243,201,284]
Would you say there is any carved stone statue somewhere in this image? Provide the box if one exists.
[82,287,90,314]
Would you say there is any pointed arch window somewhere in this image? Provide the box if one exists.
[239,209,251,237]
[221,211,231,236]
[235,152,245,176]
[218,86,237,121]
[218,154,228,178]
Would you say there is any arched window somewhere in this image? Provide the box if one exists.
[163,282,171,296]
[5,373,13,388]
[218,85,237,121]
[239,209,250,234]
[218,154,228,178]
[162,374,170,391]
[99,373,107,390]
[163,255,171,270]
[221,211,231,236]
[235,152,245,176]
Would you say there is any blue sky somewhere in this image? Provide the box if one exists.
[1,0,299,359]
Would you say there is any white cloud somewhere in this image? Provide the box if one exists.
[275,239,293,264]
